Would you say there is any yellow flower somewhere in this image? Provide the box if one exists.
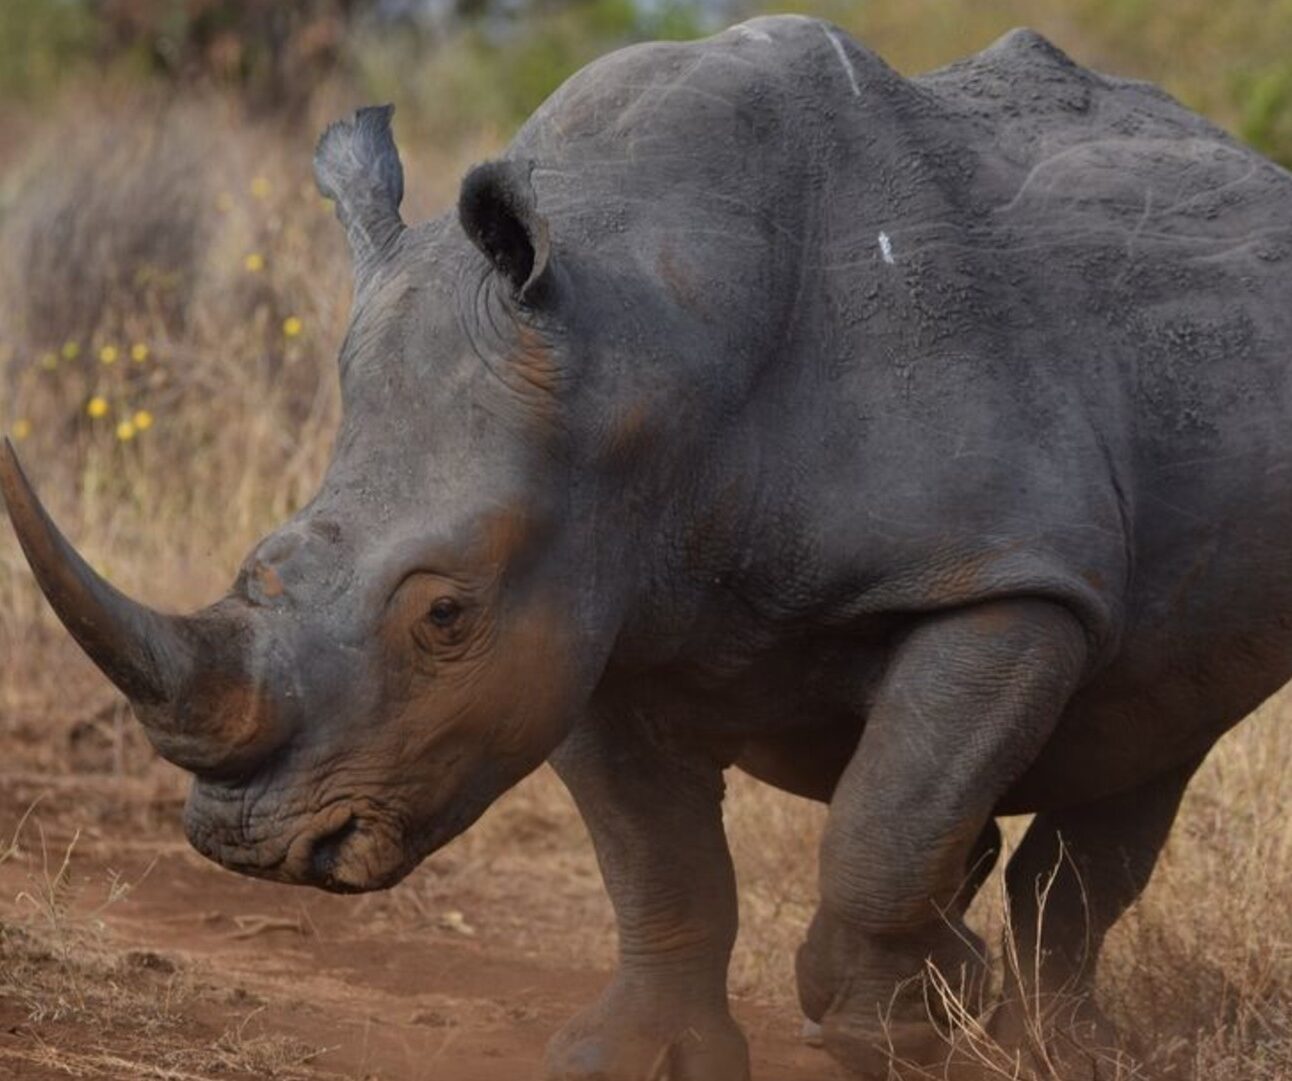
[282,315,303,338]
[99,344,119,365]
[132,410,154,431]
[61,340,80,360]
[244,252,265,273]
[86,396,109,419]
[131,343,150,363]
[12,419,32,441]
[116,420,137,442]
[39,351,58,371]
[250,175,271,200]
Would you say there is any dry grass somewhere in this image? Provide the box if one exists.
[730,701,1292,1079]
[0,801,176,1026]
[0,75,1289,1081]
[0,803,334,1079]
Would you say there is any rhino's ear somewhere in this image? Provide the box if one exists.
[314,105,406,271]
[458,160,551,304]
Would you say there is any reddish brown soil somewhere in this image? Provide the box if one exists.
[0,760,836,1081]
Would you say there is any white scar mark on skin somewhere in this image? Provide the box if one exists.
[823,27,860,97]
[734,23,772,43]
[878,231,895,264]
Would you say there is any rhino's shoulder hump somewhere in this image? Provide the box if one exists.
[913,25,1292,236]
[919,26,1233,146]
[931,26,1090,87]
[513,15,913,162]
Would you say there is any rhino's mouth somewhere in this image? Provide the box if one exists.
[183,784,417,893]
[181,744,521,893]
[308,813,362,881]
[293,810,413,893]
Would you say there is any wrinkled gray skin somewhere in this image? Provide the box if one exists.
[5,16,1292,1080]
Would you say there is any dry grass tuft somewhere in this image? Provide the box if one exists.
[164,1006,330,1079]
[0,805,334,1079]
[0,805,189,1035]
[723,702,1292,1079]
[723,699,1290,1080]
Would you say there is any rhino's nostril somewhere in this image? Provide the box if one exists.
[311,814,359,879]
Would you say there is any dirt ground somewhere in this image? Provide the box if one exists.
[0,702,834,1081]
[2,662,1291,1081]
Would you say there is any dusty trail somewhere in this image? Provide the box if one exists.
[0,769,835,1081]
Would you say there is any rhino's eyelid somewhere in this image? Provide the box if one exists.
[383,569,479,613]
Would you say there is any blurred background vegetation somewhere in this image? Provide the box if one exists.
[1,0,1290,551]
[2,0,1291,153]
[0,0,1289,558]
[1,0,1290,515]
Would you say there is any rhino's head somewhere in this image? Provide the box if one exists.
[1,107,651,892]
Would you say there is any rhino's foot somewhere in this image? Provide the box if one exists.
[819,1011,1027,1081]
[819,1013,946,1077]
[796,907,991,1079]
[822,988,1130,1081]
[988,991,1129,1081]
[543,979,749,1081]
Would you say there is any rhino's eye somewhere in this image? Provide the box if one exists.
[427,598,462,628]
[410,594,469,655]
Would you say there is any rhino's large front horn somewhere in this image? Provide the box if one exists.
[0,438,193,704]
[0,440,277,774]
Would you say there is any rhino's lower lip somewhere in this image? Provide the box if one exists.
[293,809,415,893]
[308,807,472,894]
[309,813,360,880]
[307,814,406,892]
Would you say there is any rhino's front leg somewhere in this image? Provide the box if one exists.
[798,599,1088,1078]
[546,713,749,1081]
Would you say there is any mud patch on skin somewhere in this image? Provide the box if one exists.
[603,399,656,460]
[657,243,705,315]
[253,561,286,599]
[479,507,538,565]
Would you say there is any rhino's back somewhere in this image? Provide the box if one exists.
[517,16,1292,588]
[516,17,1292,436]
[519,20,1292,718]
[912,28,1292,379]
[917,27,1292,224]
[904,32,1292,802]
[518,18,1292,263]
[509,21,1292,801]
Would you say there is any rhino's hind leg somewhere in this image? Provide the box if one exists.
[796,599,1088,1079]
[994,754,1204,1072]
[545,713,749,1081]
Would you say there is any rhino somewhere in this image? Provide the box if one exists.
[4,14,1292,1079]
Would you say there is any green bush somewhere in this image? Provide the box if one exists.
[1,1,1288,165]
[0,0,98,99]
[355,0,705,142]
